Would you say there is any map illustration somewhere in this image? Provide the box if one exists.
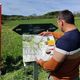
[23,35,55,63]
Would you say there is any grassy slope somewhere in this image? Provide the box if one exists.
[1,18,80,80]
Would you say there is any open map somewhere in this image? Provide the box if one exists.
[23,35,55,63]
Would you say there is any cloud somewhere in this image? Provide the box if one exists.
[1,0,80,15]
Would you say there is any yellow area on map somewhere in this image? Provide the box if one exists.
[47,40,55,46]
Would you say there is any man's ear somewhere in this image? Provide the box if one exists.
[61,20,64,26]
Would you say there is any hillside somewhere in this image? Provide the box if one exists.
[2,11,80,20]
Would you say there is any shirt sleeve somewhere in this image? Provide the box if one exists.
[55,38,70,55]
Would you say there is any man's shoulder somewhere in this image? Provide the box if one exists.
[56,29,80,47]
[55,31,80,55]
[56,36,71,52]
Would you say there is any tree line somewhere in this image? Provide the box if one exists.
[2,11,80,20]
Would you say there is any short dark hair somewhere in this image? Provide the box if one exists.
[58,10,74,24]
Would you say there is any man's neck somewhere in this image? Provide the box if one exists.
[63,24,76,32]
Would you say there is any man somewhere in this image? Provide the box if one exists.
[36,10,80,80]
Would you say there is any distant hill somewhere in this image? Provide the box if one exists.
[2,15,27,20]
[43,11,59,18]
[2,11,80,20]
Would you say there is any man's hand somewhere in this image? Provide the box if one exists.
[40,32,53,36]
[36,58,46,67]
[36,59,44,64]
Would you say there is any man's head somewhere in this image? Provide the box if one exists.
[57,10,75,32]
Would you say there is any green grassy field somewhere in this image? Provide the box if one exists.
[2,18,80,58]
[2,19,56,59]
[1,18,80,80]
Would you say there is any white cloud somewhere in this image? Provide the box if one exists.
[1,0,80,15]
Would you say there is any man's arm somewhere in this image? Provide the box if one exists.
[52,32,63,39]
[40,32,63,39]
[37,50,66,71]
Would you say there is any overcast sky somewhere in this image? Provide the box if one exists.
[1,0,80,16]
